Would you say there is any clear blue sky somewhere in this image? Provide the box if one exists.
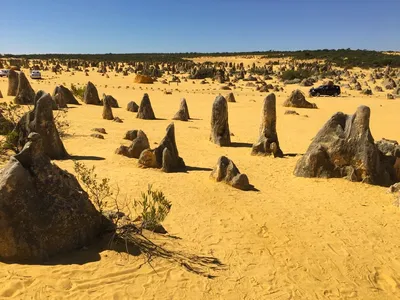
[1,0,399,54]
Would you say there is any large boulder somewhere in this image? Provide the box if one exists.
[210,156,252,191]
[116,130,150,158]
[283,89,317,109]
[172,98,190,121]
[52,85,80,105]
[83,81,101,105]
[0,133,105,262]
[16,93,69,160]
[251,93,283,157]
[138,123,186,172]
[14,72,35,105]
[137,93,156,120]
[294,106,399,186]
[210,95,231,146]
[7,69,18,96]
[134,74,154,84]
[102,96,114,120]
[127,101,139,112]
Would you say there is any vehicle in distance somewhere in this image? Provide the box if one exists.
[0,69,9,77]
[309,84,341,97]
[30,70,42,79]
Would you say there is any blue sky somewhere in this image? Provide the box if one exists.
[1,0,399,54]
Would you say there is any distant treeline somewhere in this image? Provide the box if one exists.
[2,49,400,68]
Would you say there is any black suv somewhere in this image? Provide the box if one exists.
[309,85,341,97]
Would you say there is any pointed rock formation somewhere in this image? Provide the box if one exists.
[127,101,139,112]
[210,156,252,191]
[102,96,114,120]
[172,98,190,121]
[7,69,18,96]
[0,133,106,262]
[137,93,156,120]
[14,72,35,105]
[294,106,399,186]
[52,85,80,105]
[283,89,317,109]
[16,93,69,160]
[116,130,150,158]
[102,94,119,108]
[252,93,283,157]
[138,123,186,172]
[226,92,236,103]
[83,81,101,105]
[210,95,231,146]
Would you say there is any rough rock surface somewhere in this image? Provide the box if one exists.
[210,95,231,146]
[138,123,186,172]
[137,93,156,120]
[124,129,138,141]
[102,96,114,120]
[126,101,139,112]
[134,74,154,84]
[172,98,190,121]
[225,92,236,103]
[16,93,68,159]
[0,133,105,262]
[210,156,252,191]
[52,85,80,105]
[252,93,283,157]
[102,94,119,108]
[83,81,101,105]
[116,130,149,158]
[14,72,35,105]
[294,106,399,186]
[0,112,13,134]
[7,69,18,96]
[283,89,317,109]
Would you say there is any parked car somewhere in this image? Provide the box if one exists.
[0,69,9,77]
[309,84,341,97]
[30,70,42,79]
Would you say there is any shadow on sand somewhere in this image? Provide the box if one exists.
[186,166,213,172]
[36,232,224,278]
[69,155,106,161]
[230,142,253,148]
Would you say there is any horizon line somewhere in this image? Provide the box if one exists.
[1,48,399,56]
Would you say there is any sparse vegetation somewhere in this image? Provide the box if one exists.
[54,108,70,137]
[73,161,112,214]
[71,83,85,99]
[134,184,172,231]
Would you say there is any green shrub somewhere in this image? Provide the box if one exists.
[70,83,85,99]
[134,184,171,231]
[73,161,112,214]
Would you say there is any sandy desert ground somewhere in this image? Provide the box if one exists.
[0,60,400,300]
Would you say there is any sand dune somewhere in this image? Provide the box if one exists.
[0,63,400,299]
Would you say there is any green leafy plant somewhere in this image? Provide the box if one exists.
[70,83,85,99]
[73,161,112,214]
[134,184,171,231]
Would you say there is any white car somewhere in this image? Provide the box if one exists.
[30,70,41,79]
[0,69,9,77]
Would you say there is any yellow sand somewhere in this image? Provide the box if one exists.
[0,62,400,300]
